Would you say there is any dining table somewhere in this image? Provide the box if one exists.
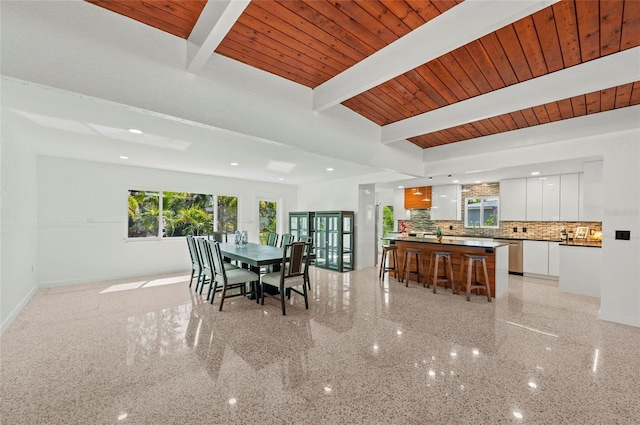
[218,242,286,299]
[217,242,286,271]
[217,241,313,299]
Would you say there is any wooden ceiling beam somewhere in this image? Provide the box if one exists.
[312,0,559,112]
[381,47,640,143]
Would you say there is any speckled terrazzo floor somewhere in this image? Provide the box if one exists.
[2,267,639,425]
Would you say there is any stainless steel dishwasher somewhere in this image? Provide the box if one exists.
[494,239,523,274]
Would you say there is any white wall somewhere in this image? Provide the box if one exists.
[1,124,38,332]
[298,171,404,270]
[358,184,376,269]
[599,133,640,327]
[36,156,297,286]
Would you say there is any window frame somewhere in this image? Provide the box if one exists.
[126,189,238,241]
[464,196,500,229]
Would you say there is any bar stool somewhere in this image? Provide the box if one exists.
[427,251,456,294]
[402,248,424,287]
[379,245,399,280]
[460,254,492,302]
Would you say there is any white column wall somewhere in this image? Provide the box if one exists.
[1,125,38,333]
[358,184,376,270]
[599,134,640,327]
[36,156,297,287]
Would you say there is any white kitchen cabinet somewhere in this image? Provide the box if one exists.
[526,177,543,221]
[523,240,560,277]
[393,189,410,225]
[542,175,560,221]
[431,184,461,221]
[523,240,549,276]
[560,173,580,221]
[548,242,560,277]
[500,178,527,221]
[527,175,560,221]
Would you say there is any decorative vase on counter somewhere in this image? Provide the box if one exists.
[436,227,443,242]
[234,230,241,246]
[241,230,248,245]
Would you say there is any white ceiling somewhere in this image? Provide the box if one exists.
[1,0,637,189]
[3,78,388,185]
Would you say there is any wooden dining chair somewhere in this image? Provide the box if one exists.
[207,241,259,311]
[198,238,239,296]
[260,241,310,315]
[186,235,203,289]
[210,231,227,242]
[267,232,279,246]
[195,237,213,295]
[279,233,295,247]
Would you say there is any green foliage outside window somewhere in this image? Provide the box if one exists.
[218,196,238,233]
[128,191,160,238]
[382,205,394,237]
[128,190,237,238]
[258,200,277,244]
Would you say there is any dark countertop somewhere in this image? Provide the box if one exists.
[385,235,563,242]
[559,240,602,248]
[385,236,508,249]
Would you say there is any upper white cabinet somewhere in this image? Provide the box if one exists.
[542,175,560,221]
[526,177,544,221]
[500,178,527,221]
[527,175,560,221]
[431,184,461,221]
[560,173,580,221]
[580,160,603,221]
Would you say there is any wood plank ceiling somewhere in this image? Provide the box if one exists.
[86,0,640,150]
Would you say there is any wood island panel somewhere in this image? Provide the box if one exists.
[392,240,497,297]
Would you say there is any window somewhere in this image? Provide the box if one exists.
[127,190,237,239]
[128,190,160,238]
[217,195,238,234]
[382,205,394,237]
[465,197,499,229]
[162,192,214,237]
[258,200,277,244]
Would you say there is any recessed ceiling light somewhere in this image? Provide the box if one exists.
[278,177,284,181]
[326,167,334,171]
[128,128,143,134]
[453,180,459,183]
[531,171,540,175]
[119,156,129,160]
[447,174,452,178]
[429,176,433,180]
[230,162,238,166]
[398,185,404,189]
[475,180,481,184]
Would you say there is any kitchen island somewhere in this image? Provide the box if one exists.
[385,236,509,298]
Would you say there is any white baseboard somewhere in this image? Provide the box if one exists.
[38,268,191,288]
[599,310,640,328]
[1,284,38,335]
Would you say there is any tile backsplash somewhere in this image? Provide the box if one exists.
[400,211,601,240]
[397,182,602,240]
